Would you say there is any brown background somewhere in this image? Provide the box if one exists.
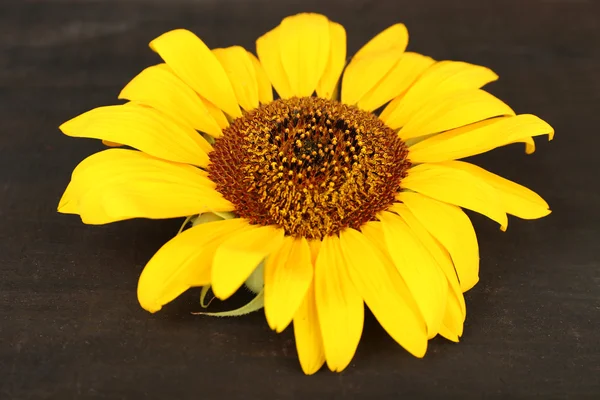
[1,0,598,398]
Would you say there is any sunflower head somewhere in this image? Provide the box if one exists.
[209,96,410,239]
[58,12,553,375]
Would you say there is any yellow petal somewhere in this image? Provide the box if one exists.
[392,204,465,313]
[200,97,229,130]
[357,52,435,111]
[342,24,408,105]
[60,103,212,167]
[315,235,364,372]
[402,163,508,229]
[339,228,428,357]
[380,60,498,129]
[150,29,241,118]
[212,46,259,111]
[247,51,274,104]
[212,225,285,300]
[442,161,551,220]
[293,281,325,375]
[362,218,456,340]
[391,203,466,317]
[356,23,409,58]
[515,136,537,155]
[357,221,393,256]
[58,149,233,224]
[119,64,222,137]
[309,239,322,265]
[399,89,515,140]
[378,95,403,125]
[279,13,331,97]
[102,140,122,147]
[378,212,447,337]
[362,217,460,340]
[137,218,249,313]
[264,236,313,333]
[439,287,465,340]
[398,192,479,292]
[256,26,293,99]
[316,21,347,99]
[439,324,458,342]
[408,114,554,163]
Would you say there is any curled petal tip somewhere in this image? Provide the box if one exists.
[138,296,163,314]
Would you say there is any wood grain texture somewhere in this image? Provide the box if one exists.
[1,0,598,398]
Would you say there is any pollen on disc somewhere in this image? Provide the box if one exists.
[208,97,410,239]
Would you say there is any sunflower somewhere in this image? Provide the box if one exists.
[58,13,553,374]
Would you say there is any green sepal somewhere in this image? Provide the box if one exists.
[200,285,214,308]
[192,290,264,317]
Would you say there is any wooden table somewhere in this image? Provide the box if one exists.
[1,0,598,398]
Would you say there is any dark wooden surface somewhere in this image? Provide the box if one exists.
[1,0,599,398]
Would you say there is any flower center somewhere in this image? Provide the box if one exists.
[208,97,410,239]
